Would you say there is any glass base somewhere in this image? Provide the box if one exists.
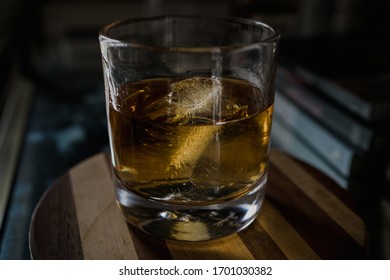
[115,177,267,241]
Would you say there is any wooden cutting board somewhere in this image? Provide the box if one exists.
[29,150,367,260]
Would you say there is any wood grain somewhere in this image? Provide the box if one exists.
[69,153,138,260]
[270,152,366,247]
[29,150,368,260]
[258,200,320,260]
[167,234,254,260]
[29,174,83,260]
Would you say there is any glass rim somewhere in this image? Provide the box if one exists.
[99,15,280,52]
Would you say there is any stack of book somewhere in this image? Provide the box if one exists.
[272,36,390,190]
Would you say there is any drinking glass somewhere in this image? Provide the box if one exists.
[99,16,280,241]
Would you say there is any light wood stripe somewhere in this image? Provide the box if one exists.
[167,234,254,260]
[270,151,366,247]
[258,200,320,259]
[70,153,138,260]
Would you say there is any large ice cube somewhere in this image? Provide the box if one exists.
[166,77,251,172]
[165,77,221,171]
[167,77,222,122]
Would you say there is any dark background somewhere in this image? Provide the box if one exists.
[1,0,390,259]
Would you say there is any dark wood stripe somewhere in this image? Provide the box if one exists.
[239,216,288,260]
[127,224,173,260]
[267,163,366,259]
[29,173,83,260]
